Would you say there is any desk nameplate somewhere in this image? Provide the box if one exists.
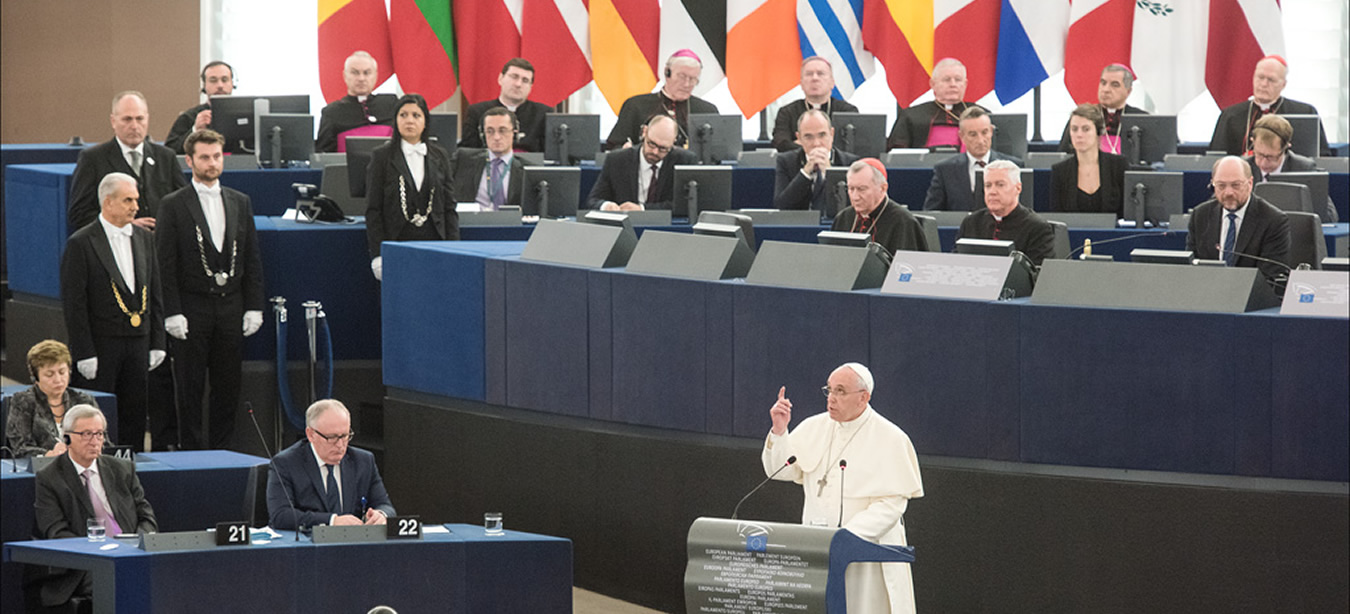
[1281,270,1350,317]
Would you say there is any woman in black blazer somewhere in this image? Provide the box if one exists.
[365,94,459,280]
[1051,103,1128,216]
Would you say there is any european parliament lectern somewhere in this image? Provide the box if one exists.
[684,517,914,613]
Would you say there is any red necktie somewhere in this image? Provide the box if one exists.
[646,164,659,204]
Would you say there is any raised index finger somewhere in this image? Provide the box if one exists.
[778,386,786,401]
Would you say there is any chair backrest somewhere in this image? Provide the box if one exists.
[242,463,271,528]
[1048,220,1070,260]
[1285,211,1326,270]
[1253,181,1314,215]
[912,214,941,252]
[736,150,776,168]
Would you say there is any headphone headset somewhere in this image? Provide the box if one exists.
[478,111,520,143]
[63,433,71,445]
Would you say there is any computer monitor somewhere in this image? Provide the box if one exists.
[1129,248,1194,265]
[1281,115,1322,159]
[696,211,756,251]
[209,95,310,154]
[830,113,887,159]
[990,113,1029,160]
[817,231,872,248]
[343,136,388,198]
[954,238,1015,257]
[1123,171,1184,228]
[822,166,851,220]
[545,114,601,164]
[673,165,733,220]
[427,113,458,154]
[257,114,315,168]
[522,166,581,218]
[687,114,741,165]
[1119,115,1177,168]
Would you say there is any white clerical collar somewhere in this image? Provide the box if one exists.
[355,94,369,103]
[1251,97,1276,112]
[98,213,133,237]
[499,98,521,112]
[116,139,143,156]
[942,103,955,111]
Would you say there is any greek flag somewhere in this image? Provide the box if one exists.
[797,0,874,99]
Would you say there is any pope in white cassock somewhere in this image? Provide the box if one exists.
[762,362,924,614]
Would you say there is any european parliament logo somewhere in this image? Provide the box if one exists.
[1296,284,1316,303]
[746,534,768,552]
[895,264,915,283]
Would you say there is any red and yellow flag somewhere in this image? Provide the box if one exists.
[318,0,396,103]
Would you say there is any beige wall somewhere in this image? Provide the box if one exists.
[1,1,199,144]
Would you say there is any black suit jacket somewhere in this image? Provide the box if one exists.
[366,141,459,258]
[1246,151,1338,223]
[1209,97,1331,157]
[33,454,157,606]
[60,220,166,361]
[68,138,188,230]
[316,94,398,153]
[266,440,396,530]
[887,101,983,150]
[1056,104,1147,153]
[163,102,210,154]
[771,98,860,151]
[922,151,1022,212]
[956,205,1057,266]
[458,99,551,152]
[450,148,525,209]
[586,147,699,213]
[156,184,266,316]
[1049,151,1128,216]
[1186,194,1291,284]
[773,148,860,211]
[831,198,928,256]
[605,92,719,150]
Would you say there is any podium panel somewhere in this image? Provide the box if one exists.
[1032,260,1278,313]
[745,241,887,291]
[626,231,754,280]
[519,218,637,268]
[1280,270,1350,317]
[880,251,1028,301]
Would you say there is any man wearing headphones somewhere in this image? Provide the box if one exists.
[164,61,235,154]
[459,58,550,152]
[451,107,524,210]
[1245,114,1336,223]
[605,49,719,150]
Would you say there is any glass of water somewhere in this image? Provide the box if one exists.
[484,512,503,535]
[86,518,106,542]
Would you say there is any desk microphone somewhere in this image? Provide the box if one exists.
[1068,231,1174,259]
[246,402,300,541]
[837,460,847,528]
[732,456,796,520]
[1214,246,1299,273]
[0,446,23,473]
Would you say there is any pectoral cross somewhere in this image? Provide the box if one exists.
[816,475,828,497]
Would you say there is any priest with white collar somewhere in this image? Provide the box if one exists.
[762,362,924,614]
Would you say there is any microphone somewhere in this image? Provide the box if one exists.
[247,402,301,540]
[1214,246,1298,274]
[1067,231,1174,259]
[732,456,796,520]
[837,460,847,528]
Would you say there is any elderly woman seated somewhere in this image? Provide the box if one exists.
[5,340,99,458]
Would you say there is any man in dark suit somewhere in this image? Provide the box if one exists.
[266,399,395,531]
[1209,55,1330,157]
[773,109,859,214]
[61,173,166,449]
[1057,64,1147,153]
[771,56,859,152]
[923,107,1022,212]
[68,91,188,231]
[1187,156,1290,287]
[458,58,550,152]
[1245,114,1337,223]
[887,58,983,150]
[588,115,699,215]
[606,50,719,150]
[832,158,928,257]
[957,160,1055,266]
[156,129,265,450]
[164,61,235,154]
[316,51,398,152]
[452,107,525,210]
[31,405,157,610]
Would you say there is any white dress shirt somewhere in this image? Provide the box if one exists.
[1218,198,1249,254]
[401,140,427,191]
[966,152,992,193]
[98,215,136,289]
[636,157,666,206]
[75,457,116,519]
[192,179,226,251]
[116,139,145,175]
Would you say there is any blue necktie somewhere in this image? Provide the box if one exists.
[1222,212,1238,266]
[488,158,506,210]
[324,464,341,514]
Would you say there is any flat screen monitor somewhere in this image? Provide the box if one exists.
[545,114,601,164]
[830,113,886,159]
[673,165,733,220]
[1281,115,1321,159]
[687,114,741,165]
[954,238,1015,257]
[427,113,458,154]
[257,114,315,168]
[990,113,1029,160]
[817,231,871,248]
[209,95,310,154]
[1119,115,1177,168]
[1123,171,1184,228]
[522,166,581,218]
[1129,248,1194,265]
[822,166,851,220]
[696,210,756,251]
[343,136,388,198]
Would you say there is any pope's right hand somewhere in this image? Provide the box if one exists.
[769,386,792,435]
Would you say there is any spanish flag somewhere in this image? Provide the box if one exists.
[861,0,933,107]
[590,0,660,115]
[318,0,396,103]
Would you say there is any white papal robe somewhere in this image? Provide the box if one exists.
[762,405,924,614]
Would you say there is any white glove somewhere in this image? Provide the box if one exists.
[149,349,166,371]
[77,357,98,380]
[371,256,383,281]
[165,314,189,340]
[242,310,264,337]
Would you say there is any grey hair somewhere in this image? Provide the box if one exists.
[666,55,701,73]
[98,172,137,205]
[305,398,350,428]
[800,55,833,74]
[63,404,106,433]
[932,58,966,77]
[1101,64,1135,89]
[839,362,875,394]
[985,159,1022,185]
[345,50,378,73]
[847,159,886,186]
[110,91,146,114]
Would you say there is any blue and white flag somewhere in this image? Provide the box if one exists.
[796,0,874,100]
[994,0,1069,104]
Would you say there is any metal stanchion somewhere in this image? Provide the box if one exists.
[270,296,288,446]
[304,300,322,406]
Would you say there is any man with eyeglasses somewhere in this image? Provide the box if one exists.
[266,399,394,531]
[452,107,524,210]
[762,363,923,614]
[1244,114,1336,223]
[1186,156,1290,288]
[605,49,719,150]
[587,115,698,212]
[33,404,157,610]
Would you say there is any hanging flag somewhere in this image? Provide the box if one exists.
[389,0,458,108]
[1205,0,1285,109]
[796,0,874,100]
[994,0,1069,105]
[861,0,933,107]
[660,0,727,97]
[1131,1,1208,114]
[521,0,592,107]
[1064,0,1134,104]
[318,0,395,103]
[455,0,523,104]
[934,0,1001,102]
[591,0,660,114]
[727,0,801,117]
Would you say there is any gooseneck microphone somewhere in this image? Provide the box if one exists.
[837,460,847,528]
[247,402,300,540]
[732,456,797,520]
